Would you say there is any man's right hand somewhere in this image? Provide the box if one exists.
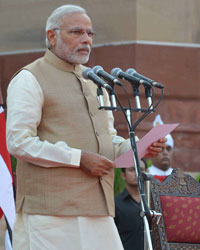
[80,151,115,177]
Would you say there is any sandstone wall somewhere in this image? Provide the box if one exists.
[0,1,199,172]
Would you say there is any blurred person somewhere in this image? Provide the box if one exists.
[114,159,147,250]
[148,135,173,176]
[148,115,174,182]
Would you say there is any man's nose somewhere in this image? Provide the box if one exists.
[80,32,93,44]
[163,148,168,154]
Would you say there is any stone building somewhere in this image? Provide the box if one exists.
[0,1,200,248]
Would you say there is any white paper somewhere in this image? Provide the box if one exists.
[114,123,179,168]
[0,106,3,113]
[5,229,12,250]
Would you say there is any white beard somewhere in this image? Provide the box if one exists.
[55,34,91,65]
[67,51,90,64]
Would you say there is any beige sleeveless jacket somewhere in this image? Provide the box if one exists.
[15,50,115,217]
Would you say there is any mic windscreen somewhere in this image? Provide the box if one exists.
[93,65,103,74]
[82,67,92,79]
[110,67,121,77]
[126,68,136,75]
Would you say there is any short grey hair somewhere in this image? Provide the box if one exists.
[45,5,87,48]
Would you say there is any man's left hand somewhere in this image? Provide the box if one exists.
[144,138,167,158]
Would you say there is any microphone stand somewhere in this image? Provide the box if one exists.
[98,83,164,250]
[126,109,153,250]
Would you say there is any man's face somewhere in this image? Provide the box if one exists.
[48,12,93,65]
[122,162,145,187]
[123,167,138,187]
[152,143,173,171]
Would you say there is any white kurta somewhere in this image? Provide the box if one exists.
[13,214,124,250]
[148,165,173,176]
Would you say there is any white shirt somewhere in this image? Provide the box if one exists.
[148,165,173,176]
[6,70,130,168]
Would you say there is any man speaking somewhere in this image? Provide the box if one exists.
[6,4,164,250]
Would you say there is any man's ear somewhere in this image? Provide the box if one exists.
[46,30,57,48]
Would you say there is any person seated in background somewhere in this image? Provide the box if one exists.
[148,114,174,182]
[114,159,147,250]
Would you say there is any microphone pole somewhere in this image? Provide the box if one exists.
[144,85,153,110]
[132,85,141,110]
[97,87,104,107]
[110,91,117,108]
[125,110,154,250]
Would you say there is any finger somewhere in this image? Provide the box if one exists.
[97,169,110,177]
[155,138,166,145]
[161,137,167,143]
[149,151,158,156]
[144,151,158,158]
[151,141,163,147]
[148,146,162,153]
[104,159,115,169]
[102,169,110,175]
[104,164,115,171]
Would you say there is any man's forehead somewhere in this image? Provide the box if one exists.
[60,12,92,26]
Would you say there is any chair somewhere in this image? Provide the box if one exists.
[148,168,200,250]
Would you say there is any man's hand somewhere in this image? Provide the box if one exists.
[80,151,115,177]
[144,137,167,158]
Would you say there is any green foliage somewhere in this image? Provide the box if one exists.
[196,173,200,182]
[146,158,152,168]
[11,155,17,173]
[114,168,125,196]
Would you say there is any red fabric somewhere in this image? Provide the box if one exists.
[0,110,12,176]
[0,108,12,219]
[153,175,166,182]
[160,195,200,243]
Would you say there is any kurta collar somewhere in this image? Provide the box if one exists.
[149,165,173,176]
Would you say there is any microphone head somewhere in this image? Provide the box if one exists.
[126,68,136,76]
[82,67,113,91]
[82,67,93,79]
[93,65,103,74]
[110,67,122,77]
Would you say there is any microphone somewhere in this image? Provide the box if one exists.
[126,68,164,89]
[93,66,118,108]
[125,69,153,108]
[82,67,113,92]
[111,67,151,87]
[93,65,123,87]
[111,67,143,110]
